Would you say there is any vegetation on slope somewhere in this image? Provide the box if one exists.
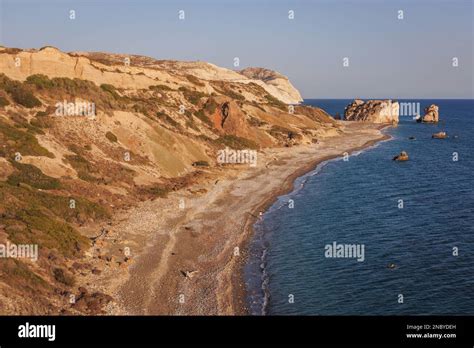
[0,50,338,313]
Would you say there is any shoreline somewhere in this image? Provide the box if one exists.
[85,122,392,315]
[230,125,391,315]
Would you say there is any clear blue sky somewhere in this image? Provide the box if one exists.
[0,0,472,98]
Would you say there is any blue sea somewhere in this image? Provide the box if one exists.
[244,99,474,315]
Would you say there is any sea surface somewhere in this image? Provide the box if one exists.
[244,99,474,315]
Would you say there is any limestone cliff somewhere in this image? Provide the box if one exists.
[344,99,399,124]
[238,67,303,104]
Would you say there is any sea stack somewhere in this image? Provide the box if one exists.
[344,99,399,124]
[418,104,439,123]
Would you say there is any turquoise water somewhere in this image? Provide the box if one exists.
[245,99,474,315]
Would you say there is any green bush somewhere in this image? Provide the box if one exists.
[132,103,149,116]
[204,99,218,114]
[223,89,245,101]
[7,161,62,190]
[0,180,109,223]
[156,112,180,129]
[0,74,41,108]
[35,111,49,117]
[192,160,209,167]
[179,87,207,105]
[248,116,266,127]
[105,131,118,143]
[265,94,287,110]
[0,95,9,107]
[2,259,49,288]
[65,154,99,183]
[53,268,75,286]
[149,84,173,91]
[100,83,120,99]
[0,121,54,158]
[37,77,97,96]
[8,85,41,108]
[214,135,259,150]
[184,74,205,86]
[194,110,213,126]
[185,119,199,131]
[0,180,105,258]
[26,74,102,97]
[0,73,13,89]
[30,117,51,129]
[26,74,54,89]
[139,184,171,198]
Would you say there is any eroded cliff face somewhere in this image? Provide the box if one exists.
[344,99,399,124]
[0,46,338,314]
[238,67,303,104]
[0,47,302,105]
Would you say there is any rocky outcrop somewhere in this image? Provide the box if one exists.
[393,151,409,161]
[239,67,303,104]
[420,104,439,123]
[432,131,447,139]
[0,47,301,104]
[344,99,399,124]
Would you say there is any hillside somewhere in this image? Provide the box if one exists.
[0,46,340,314]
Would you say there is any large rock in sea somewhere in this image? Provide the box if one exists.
[344,99,399,124]
[420,104,439,123]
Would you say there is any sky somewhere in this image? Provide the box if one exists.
[0,0,472,99]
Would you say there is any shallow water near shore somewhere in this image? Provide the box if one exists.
[245,99,474,315]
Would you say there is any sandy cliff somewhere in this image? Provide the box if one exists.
[0,47,302,105]
[0,46,338,314]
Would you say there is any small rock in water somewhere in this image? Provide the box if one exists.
[432,131,448,139]
[408,136,416,140]
[393,151,409,161]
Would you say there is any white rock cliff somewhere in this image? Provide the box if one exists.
[344,99,399,124]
